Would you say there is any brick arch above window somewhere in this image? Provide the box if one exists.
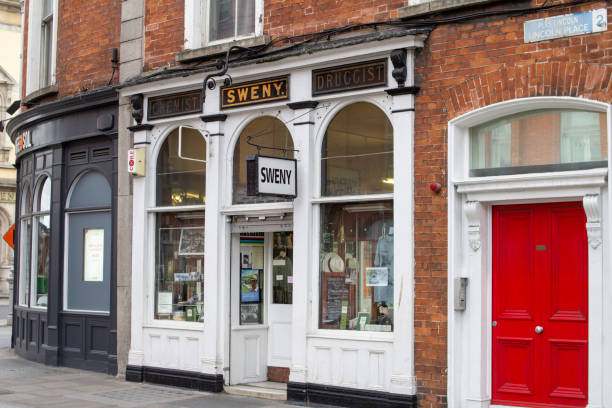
[442,62,612,119]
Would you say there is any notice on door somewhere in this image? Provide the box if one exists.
[83,228,104,282]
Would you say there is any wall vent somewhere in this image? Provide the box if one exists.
[92,147,110,158]
[70,151,87,161]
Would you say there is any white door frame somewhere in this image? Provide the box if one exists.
[447,97,611,408]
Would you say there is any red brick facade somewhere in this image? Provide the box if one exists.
[413,1,612,406]
[144,0,183,72]
[21,0,121,102]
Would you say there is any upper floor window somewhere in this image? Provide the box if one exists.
[208,0,256,43]
[470,109,608,176]
[26,0,57,93]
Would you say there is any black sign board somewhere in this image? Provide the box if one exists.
[148,90,203,120]
[221,76,289,109]
[246,154,297,198]
[312,59,387,96]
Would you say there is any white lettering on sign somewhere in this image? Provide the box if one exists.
[257,156,296,197]
[128,149,135,173]
[524,8,607,43]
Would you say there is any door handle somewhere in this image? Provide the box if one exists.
[535,325,544,334]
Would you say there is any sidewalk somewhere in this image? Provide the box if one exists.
[0,326,292,408]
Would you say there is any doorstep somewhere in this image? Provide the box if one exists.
[224,381,287,401]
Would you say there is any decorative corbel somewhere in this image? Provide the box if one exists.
[390,49,407,87]
[583,194,602,249]
[464,201,482,252]
[130,94,144,125]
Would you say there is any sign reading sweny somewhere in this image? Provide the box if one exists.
[221,76,289,109]
[246,155,297,198]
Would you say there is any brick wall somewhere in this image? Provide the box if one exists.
[144,0,408,71]
[413,1,612,407]
[56,0,121,97]
[144,0,183,72]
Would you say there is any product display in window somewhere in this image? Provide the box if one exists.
[272,231,293,304]
[155,212,205,322]
[319,202,393,331]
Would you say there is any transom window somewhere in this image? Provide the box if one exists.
[470,109,608,176]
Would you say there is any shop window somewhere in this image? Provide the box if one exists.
[272,231,293,304]
[154,128,206,322]
[232,117,294,204]
[470,109,608,176]
[18,184,32,306]
[65,172,112,312]
[319,103,394,332]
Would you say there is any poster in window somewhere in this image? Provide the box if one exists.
[240,269,260,302]
[178,227,205,255]
[83,228,104,282]
[366,267,388,286]
[240,303,261,324]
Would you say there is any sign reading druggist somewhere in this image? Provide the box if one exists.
[246,155,297,198]
[524,8,607,43]
[221,76,289,109]
[312,59,387,96]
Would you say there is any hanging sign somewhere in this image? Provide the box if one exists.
[220,76,289,109]
[246,155,297,198]
[312,59,387,96]
[147,90,202,120]
[524,8,607,43]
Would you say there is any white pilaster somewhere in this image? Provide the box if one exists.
[583,193,604,408]
[289,104,314,384]
[202,120,224,376]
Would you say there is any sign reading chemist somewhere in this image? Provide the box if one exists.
[246,155,297,198]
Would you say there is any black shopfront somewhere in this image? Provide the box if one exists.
[7,88,118,374]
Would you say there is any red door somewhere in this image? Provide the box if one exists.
[492,202,588,408]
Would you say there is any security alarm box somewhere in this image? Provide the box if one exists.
[454,277,468,311]
[128,148,146,176]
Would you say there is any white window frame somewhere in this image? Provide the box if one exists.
[145,124,208,329]
[184,0,263,50]
[26,0,58,94]
[312,99,395,340]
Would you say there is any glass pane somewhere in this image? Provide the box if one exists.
[155,211,205,322]
[232,117,293,204]
[157,128,206,206]
[272,231,293,304]
[319,201,393,331]
[209,0,236,41]
[240,233,263,324]
[21,185,31,215]
[470,109,608,176]
[322,103,393,196]
[43,0,53,18]
[33,215,50,307]
[37,177,51,212]
[236,0,255,37]
[19,218,32,306]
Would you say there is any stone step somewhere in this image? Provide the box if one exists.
[224,382,287,401]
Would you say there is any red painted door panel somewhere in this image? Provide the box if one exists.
[492,202,588,408]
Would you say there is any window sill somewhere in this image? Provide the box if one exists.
[22,84,59,106]
[307,330,394,343]
[177,35,270,63]
[398,0,503,19]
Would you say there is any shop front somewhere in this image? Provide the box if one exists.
[7,88,118,373]
[125,31,425,407]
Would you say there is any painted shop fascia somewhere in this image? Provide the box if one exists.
[7,87,119,374]
[121,30,426,407]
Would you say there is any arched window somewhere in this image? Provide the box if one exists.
[470,109,608,176]
[154,127,206,322]
[232,116,294,204]
[31,177,51,307]
[318,103,394,332]
[64,172,112,312]
[18,184,32,306]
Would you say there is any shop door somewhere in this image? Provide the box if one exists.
[492,202,588,408]
[230,233,268,384]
